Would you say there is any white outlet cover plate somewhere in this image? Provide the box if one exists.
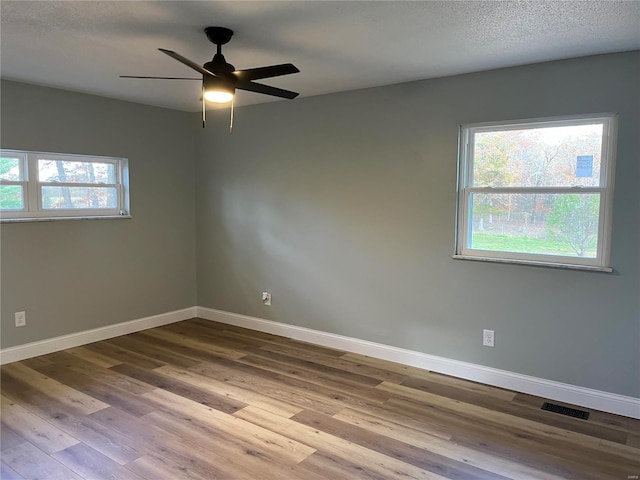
[483,329,495,347]
[262,292,272,306]
[15,311,26,327]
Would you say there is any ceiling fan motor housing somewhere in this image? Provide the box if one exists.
[204,55,236,77]
[205,27,234,46]
[203,27,236,77]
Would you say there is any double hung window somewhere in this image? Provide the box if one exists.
[455,114,616,271]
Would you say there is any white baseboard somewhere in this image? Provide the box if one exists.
[197,306,640,419]
[2,305,637,419]
[0,307,197,365]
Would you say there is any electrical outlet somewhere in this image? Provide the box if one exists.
[262,292,272,306]
[15,311,26,327]
[483,329,495,347]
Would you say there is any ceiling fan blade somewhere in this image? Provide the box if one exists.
[158,48,214,77]
[120,75,200,80]
[236,80,299,99]
[233,63,299,81]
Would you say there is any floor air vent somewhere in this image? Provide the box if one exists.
[541,402,590,420]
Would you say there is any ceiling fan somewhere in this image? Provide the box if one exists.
[121,26,300,128]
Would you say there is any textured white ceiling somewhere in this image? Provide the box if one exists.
[1,1,639,112]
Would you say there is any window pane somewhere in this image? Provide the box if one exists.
[0,157,23,181]
[38,159,116,184]
[472,124,603,188]
[469,193,600,258]
[41,186,117,209]
[0,185,24,210]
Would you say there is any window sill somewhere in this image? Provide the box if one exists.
[0,215,132,224]
[452,254,613,273]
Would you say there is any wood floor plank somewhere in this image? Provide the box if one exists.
[87,405,220,469]
[370,393,603,480]
[126,452,223,480]
[241,348,385,387]
[0,423,27,452]
[333,400,456,440]
[34,363,156,417]
[141,409,325,480]
[143,325,248,360]
[341,351,438,380]
[379,380,629,445]
[84,340,167,370]
[298,450,391,480]
[154,364,302,418]
[2,318,637,480]
[597,437,640,463]
[628,432,640,448]
[53,442,146,480]
[512,392,640,432]
[1,388,146,465]
[165,322,271,351]
[189,357,393,415]
[91,405,313,480]
[236,353,392,403]
[106,334,203,369]
[399,376,627,443]
[39,352,156,395]
[235,405,451,480]
[292,408,509,480]
[1,442,84,480]
[1,363,109,416]
[387,395,638,480]
[256,341,408,383]
[65,345,123,368]
[0,461,25,480]
[136,328,247,362]
[188,361,347,415]
[110,363,246,414]
[141,388,316,464]
[333,407,567,480]
[0,395,79,454]
[18,357,52,370]
[403,371,517,401]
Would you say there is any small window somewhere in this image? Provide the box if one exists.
[455,114,616,271]
[0,150,130,221]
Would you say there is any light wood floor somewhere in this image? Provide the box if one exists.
[1,318,638,480]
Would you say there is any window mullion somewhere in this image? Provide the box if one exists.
[38,182,120,188]
[27,154,39,212]
[467,187,605,195]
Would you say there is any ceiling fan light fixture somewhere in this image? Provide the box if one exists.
[203,76,234,103]
[204,89,234,103]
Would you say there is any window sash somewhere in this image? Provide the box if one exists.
[35,155,120,185]
[39,185,121,212]
[0,182,28,212]
[458,189,607,266]
[463,115,613,189]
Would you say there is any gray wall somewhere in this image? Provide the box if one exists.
[2,52,638,398]
[1,80,197,348]
[196,52,640,397]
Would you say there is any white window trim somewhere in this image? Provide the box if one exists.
[0,150,131,222]
[454,113,617,272]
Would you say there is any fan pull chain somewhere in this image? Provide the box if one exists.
[229,96,235,134]
[202,85,206,128]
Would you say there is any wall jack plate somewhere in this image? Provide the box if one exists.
[262,292,272,306]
